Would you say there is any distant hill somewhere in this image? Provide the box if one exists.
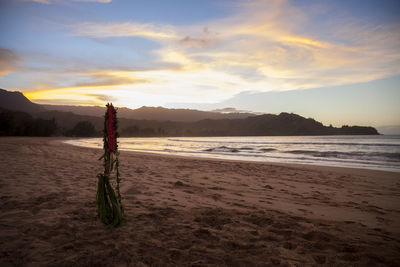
[0,89,44,114]
[37,110,104,131]
[42,104,255,121]
[119,112,378,137]
[35,109,379,137]
[0,107,57,136]
[0,88,380,136]
[0,89,254,121]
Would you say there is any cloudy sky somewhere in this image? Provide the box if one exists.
[0,0,399,127]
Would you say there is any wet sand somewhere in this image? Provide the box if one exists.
[0,137,399,266]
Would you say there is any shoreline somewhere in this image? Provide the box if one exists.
[64,137,400,174]
[1,137,399,266]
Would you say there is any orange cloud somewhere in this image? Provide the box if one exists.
[280,36,330,48]
[19,0,400,108]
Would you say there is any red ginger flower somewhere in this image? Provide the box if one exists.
[107,104,115,153]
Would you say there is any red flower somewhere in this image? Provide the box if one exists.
[107,104,115,153]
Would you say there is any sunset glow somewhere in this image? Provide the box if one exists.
[1,0,399,126]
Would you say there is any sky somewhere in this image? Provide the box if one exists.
[0,0,399,127]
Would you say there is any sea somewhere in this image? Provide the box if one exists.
[66,135,400,172]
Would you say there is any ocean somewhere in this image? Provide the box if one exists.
[66,135,400,172]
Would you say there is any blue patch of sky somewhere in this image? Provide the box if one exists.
[291,0,400,24]
[85,0,234,25]
[1,0,173,73]
[0,73,22,90]
[289,0,400,44]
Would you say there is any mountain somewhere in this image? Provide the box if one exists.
[35,109,378,137]
[0,89,44,114]
[120,112,378,137]
[0,88,380,136]
[0,89,254,121]
[37,110,104,131]
[42,104,255,121]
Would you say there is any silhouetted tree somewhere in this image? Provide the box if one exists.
[0,108,58,136]
[33,118,57,136]
[68,121,96,137]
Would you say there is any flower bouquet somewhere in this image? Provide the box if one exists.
[96,103,123,226]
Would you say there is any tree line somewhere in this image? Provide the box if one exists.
[0,108,97,137]
[0,108,57,136]
[0,108,379,137]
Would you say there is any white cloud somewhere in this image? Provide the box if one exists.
[70,0,400,94]
[23,0,400,108]
[71,22,177,39]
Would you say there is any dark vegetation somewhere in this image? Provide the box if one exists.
[0,88,379,137]
[0,108,57,136]
[66,121,97,137]
[41,105,254,122]
[118,113,378,137]
[0,107,378,137]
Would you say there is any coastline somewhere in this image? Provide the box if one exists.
[65,136,400,173]
[0,137,399,266]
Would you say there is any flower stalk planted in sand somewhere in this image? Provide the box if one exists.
[96,103,123,226]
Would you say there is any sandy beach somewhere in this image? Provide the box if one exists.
[0,137,399,266]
